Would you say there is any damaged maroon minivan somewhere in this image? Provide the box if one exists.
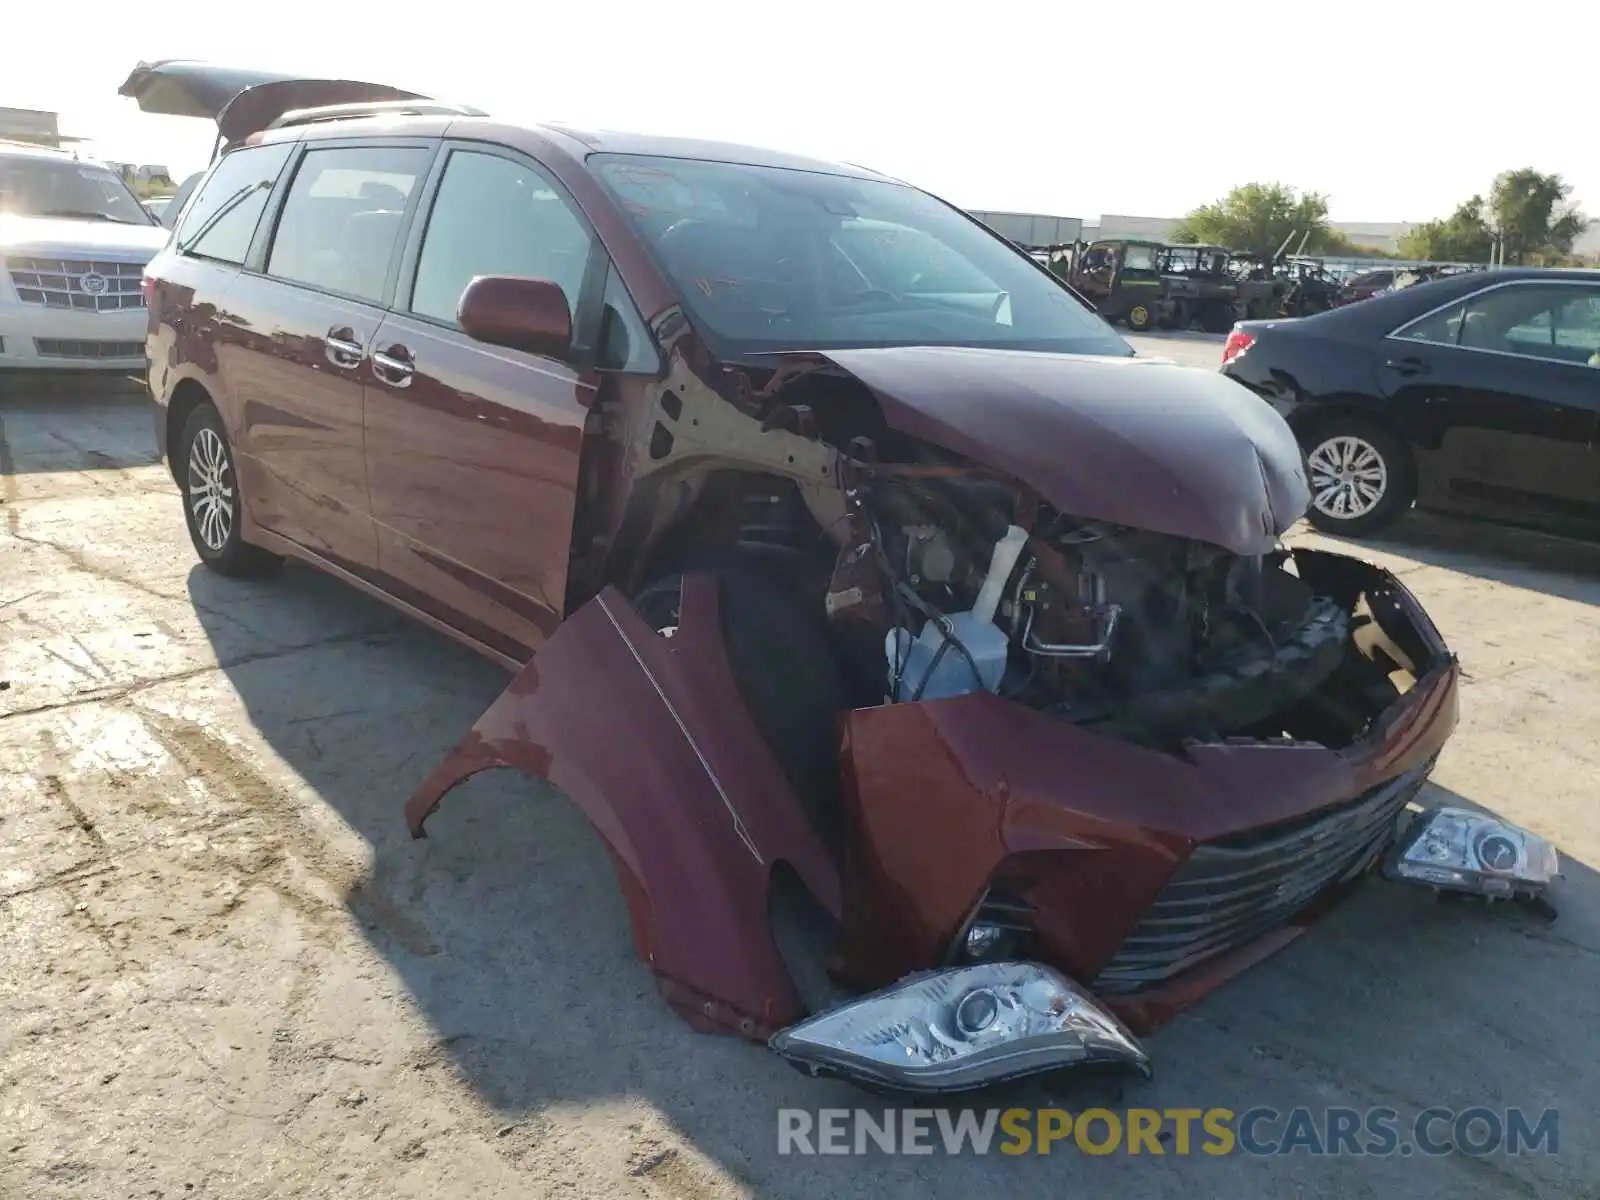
[128,62,1558,1094]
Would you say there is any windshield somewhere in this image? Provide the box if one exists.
[0,155,154,225]
[593,154,1129,356]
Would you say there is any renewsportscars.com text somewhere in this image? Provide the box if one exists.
[777,1106,1560,1157]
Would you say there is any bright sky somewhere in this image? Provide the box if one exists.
[9,1,1598,224]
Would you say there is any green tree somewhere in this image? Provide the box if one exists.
[1488,169,1587,265]
[1397,196,1495,262]
[1171,183,1342,255]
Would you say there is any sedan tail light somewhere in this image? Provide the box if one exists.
[1221,327,1256,367]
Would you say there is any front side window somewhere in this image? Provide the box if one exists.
[176,143,293,264]
[594,154,1129,357]
[0,154,155,226]
[411,150,596,328]
[266,146,428,303]
[1395,283,1600,366]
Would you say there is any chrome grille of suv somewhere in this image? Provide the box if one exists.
[34,339,144,360]
[7,257,146,311]
[1094,757,1436,995]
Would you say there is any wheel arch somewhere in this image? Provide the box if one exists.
[1285,398,1419,474]
[165,377,215,485]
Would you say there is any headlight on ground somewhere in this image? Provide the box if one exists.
[768,962,1150,1094]
[1384,806,1559,898]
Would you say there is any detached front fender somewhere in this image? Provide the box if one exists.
[404,577,842,1039]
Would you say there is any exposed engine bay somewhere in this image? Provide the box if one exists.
[611,352,1407,754]
[848,459,1357,745]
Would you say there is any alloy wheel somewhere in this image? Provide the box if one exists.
[1307,435,1388,521]
[187,426,235,552]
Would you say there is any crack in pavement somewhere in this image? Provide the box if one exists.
[0,625,404,725]
[0,861,119,905]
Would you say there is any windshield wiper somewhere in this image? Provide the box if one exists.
[30,208,149,226]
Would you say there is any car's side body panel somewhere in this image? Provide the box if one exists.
[221,271,384,571]
[364,306,594,660]
[404,575,843,1038]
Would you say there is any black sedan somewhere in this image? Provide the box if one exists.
[1221,268,1600,537]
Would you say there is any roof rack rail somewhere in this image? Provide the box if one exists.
[0,136,69,152]
[267,99,488,130]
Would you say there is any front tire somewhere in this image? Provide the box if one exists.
[178,404,281,578]
[1126,302,1154,332]
[1301,417,1415,537]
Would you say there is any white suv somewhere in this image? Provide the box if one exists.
[0,141,171,373]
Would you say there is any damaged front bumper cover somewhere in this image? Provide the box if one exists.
[400,550,1526,1093]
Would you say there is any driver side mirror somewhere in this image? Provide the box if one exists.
[458,276,573,360]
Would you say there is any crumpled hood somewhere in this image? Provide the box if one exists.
[820,346,1310,556]
[0,214,169,258]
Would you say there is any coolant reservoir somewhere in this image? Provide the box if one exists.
[887,525,1028,701]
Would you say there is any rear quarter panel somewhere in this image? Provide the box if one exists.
[145,250,236,469]
[1225,321,1431,445]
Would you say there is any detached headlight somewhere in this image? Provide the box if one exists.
[768,962,1150,1094]
[1384,807,1559,898]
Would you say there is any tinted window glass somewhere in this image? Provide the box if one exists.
[1397,283,1600,366]
[175,143,293,265]
[594,154,1128,356]
[1394,299,1467,346]
[266,146,427,302]
[411,150,595,326]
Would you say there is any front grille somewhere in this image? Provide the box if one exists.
[8,257,146,312]
[1094,758,1435,994]
[34,338,144,360]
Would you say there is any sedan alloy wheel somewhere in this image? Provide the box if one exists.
[1307,435,1388,521]
[187,426,235,551]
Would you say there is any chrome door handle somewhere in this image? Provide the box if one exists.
[371,347,415,388]
[325,329,365,370]
[1384,356,1430,377]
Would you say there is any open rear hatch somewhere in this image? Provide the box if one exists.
[120,60,462,226]
[118,60,435,148]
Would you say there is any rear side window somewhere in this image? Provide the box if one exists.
[1395,283,1600,366]
[266,146,429,304]
[174,143,293,265]
[409,149,595,326]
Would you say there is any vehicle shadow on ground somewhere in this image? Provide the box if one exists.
[1128,329,1228,344]
[1320,510,1600,607]
[0,383,161,473]
[185,565,1600,1197]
